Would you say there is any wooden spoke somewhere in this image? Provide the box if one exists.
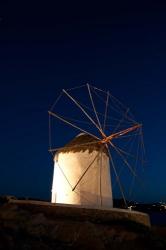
[107,145,127,207]
[103,91,109,132]
[48,111,100,140]
[87,83,103,131]
[63,89,106,138]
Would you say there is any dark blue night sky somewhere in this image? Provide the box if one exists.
[0,1,166,203]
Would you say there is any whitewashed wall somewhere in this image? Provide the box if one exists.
[51,149,113,208]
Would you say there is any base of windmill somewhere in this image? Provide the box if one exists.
[8,199,151,227]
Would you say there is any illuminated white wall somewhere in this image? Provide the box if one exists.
[51,149,113,208]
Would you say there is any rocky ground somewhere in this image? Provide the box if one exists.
[0,200,166,250]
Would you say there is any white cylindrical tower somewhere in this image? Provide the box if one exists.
[51,133,113,208]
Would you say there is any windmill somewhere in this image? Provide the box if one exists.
[48,84,146,208]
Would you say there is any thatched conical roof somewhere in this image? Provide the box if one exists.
[57,133,108,155]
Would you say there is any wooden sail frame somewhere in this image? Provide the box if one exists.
[49,84,146,207]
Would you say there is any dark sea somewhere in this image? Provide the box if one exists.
[148,212,166,226]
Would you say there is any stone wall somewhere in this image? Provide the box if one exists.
[9,200,151,227]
